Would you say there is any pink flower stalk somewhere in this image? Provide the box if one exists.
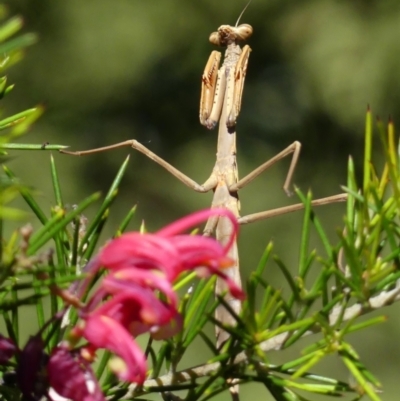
[75,208,244,384]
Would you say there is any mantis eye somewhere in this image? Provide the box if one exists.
[209,32,221,46]
[235,24,253,41]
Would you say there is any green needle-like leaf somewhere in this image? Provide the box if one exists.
[79,155,130,253]
[3,165,47,224]
[115,204,137,235]
[296,188,312,278]
[0,143,69,150]
[274,255,300,302]
[342,356,381,401]
[0,32,37,54]
[27,192,101,255]
[50,154,63,207]
[82,210,109,261]
[0,16,23,42]
[184,279,216,347]
[363,106,373,195]
[0,108,36,130]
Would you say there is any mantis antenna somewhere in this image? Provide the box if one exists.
[235,0,252,27]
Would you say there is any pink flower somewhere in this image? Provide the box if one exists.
[48,346,105,401]
[98,209,243,296]
[75,209,244,384]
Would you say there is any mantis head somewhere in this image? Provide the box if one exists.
[209,24,253,47]
[208,1,253,46]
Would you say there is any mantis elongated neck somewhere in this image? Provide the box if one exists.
[216,104,236,162]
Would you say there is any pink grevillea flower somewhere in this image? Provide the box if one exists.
[98,209,242,294]
[75,208,244,384]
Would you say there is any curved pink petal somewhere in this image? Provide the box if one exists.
[85,291,178,337]
[99,233,179,278]
[83,315,146,383]
[156,208,238,253]
[103,269,178,307]
[210,271,245,300]
[170,235,230,270]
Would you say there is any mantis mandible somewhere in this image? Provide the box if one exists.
[60,14,346,352]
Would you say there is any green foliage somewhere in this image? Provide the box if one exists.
[120,110,398,401]
[0,4,399,401]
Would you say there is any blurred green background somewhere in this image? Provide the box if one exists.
[4,0,400,399]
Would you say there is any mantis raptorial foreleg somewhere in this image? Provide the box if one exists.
[227,45,251,127]
[200,24,252,130]
[202,45,251,130]
[200,51,222,129]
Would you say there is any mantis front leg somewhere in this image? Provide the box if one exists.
[200,45,251,130]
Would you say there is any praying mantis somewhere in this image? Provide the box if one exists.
[61,15,346,350]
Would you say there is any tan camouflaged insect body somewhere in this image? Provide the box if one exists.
[199,22,253,347]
